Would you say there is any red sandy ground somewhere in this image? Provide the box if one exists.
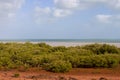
[0,66,120,80]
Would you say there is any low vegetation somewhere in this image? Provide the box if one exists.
[12,73,20,78]
[0,42,120,72]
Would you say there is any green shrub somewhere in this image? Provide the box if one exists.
[65,48,94,56]
[82,44,120,54]
[38,43,51,48]
[79,56,93,68]
[99,44,120,54]
[41,54,58,64]
[104,54,119,67]
[64,55,80,68]
[82,43,102,54]
[12,73,20,77]
[0,43,120,72]
[51,46,67,52]
[29,55,43,67]
[71,55,119,68]
[91,56,108,67]
[43,60,72,73]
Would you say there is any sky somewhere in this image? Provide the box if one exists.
[0,0,120,39]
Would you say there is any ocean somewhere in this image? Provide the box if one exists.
[0,39,120,43]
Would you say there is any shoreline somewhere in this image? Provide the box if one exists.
[45,42,120,47]
[1,41,120,47]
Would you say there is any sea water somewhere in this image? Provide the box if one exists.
[0,39,120,43]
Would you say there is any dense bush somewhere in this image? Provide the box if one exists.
[65,48,94,56]
[99,44,120,54]
[82,44,120,54]
[64,55,80,68]
[43,60,72,73]
[0,43,120,72]
[50,46,67,52]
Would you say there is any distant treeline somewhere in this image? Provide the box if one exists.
[0,42,120,72]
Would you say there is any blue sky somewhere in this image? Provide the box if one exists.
[0,0,120,39]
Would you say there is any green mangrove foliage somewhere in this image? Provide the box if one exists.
[0,42,120,72]
[43,60,72,73]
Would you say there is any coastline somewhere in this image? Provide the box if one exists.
[1,41,120,47]
[45,42,120,47]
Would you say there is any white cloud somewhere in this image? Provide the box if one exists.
[34,0,81,24]
[115,0,120,8]
[0,0,25,23]
[8,13,16,18]
[35,6,51,16]
[115,15,120,19]
[34,0,120,24]
[96,14,112,23]
[85,0,120,9]
[53,9,72,17]
[34,6,55,24]
[34,5,73,24]
[83,0,108,3]
[34,6,72,24]
[108,0,120,9]
[53,0,111,10]
[54,0,79,9]
[95,14,120,25]
[53,0,80,18]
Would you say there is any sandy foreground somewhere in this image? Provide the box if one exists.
[0,67,120,80]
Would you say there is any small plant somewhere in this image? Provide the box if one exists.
[99,77,108,80]
[12,73,20,78]
[58,76,67,80]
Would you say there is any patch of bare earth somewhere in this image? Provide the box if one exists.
[0,65,120,80]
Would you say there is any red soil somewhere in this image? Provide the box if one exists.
[0,66,120,80]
